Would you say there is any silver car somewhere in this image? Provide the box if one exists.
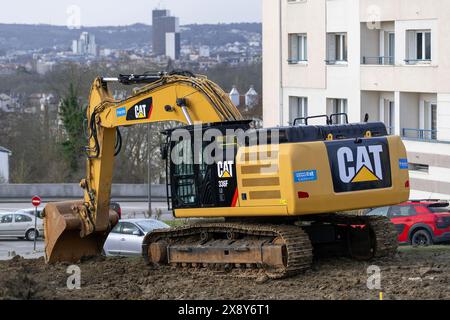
[15,207,44,218]
[103,219,170,257]
[0,212,44,241]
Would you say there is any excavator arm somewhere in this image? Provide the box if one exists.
[44,72,243,263]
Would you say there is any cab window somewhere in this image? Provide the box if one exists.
[389,205,417,218]
[172,138,197,206]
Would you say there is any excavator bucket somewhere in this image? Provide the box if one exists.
[44,201,119,263]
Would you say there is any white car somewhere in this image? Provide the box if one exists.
[103,219,170,257]
[15,207,44,218]
[0,212,44,241]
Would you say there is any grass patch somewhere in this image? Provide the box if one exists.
[163,219,190,228]
[398,245,450,253]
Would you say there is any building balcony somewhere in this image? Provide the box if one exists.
[404,59,432,65]
[402,128,439,142]
[287,58,308,65]
[325,60,348,65]
[360,64,438,92]
[362,56,394,65]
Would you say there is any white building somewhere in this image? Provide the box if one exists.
[36,60,55,75]
[199,46,211,58]
[72,32,97,56]
[0,147,11,183]
[229,86,240,107]
[245,86,259,110]
[263,0,450,199]
[165,32,178,60]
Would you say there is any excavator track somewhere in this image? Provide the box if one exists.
[367,216,399,258]
[310,214,398,260]
[143,222,313,279]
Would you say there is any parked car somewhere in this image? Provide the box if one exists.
[366,200,450,246]
[0,212,44,241]
[15,207,44,218]
[103,219,170,257]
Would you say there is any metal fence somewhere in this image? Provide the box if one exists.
[362,56,394,65]
[402,128,438,141]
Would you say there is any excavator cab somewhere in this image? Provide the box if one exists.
[162,121,252,212]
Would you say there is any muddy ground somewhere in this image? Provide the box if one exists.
[0,246,449,300]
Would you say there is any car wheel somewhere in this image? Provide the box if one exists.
[411,230,433,247]
[25,229,37,241]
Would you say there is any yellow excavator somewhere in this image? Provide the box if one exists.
[44,71,410,278]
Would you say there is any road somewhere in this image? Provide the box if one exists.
[0,200,173,219]
[0,200,174,261]
[0,239,44,261]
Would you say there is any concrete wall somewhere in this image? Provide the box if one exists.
[262,0,282,127]
[0,184,167,200]
[360,23,379,63]
[284,0,327,90]
[361,91,380,121]
[400,92,420,131]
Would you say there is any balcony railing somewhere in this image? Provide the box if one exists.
[325,59,348,65]
[362,56,394,65]
[404,59,432,65]
[402,128,438,141]
[288,58,308,64]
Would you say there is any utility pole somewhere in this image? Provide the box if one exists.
[148,123,152,217]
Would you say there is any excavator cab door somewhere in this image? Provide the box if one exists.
[168,129,220,209]
[167,121,251,211]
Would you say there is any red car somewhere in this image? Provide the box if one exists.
[366,200,450,246]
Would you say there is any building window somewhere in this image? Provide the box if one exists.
[288,34,307,63]
[424,103,437,140]
[387,32,395,64]
[328,99,348,124]
[289,97,308,125]
[409,163,429,174]
[431,104,437,140]
[327,33,347,64]
[406,30,431,64]
[387,101,395,135]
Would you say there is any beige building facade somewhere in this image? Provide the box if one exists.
[263,0,450,199]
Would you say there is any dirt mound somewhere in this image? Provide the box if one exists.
[0,247,449,300]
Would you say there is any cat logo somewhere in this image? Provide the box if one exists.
[126,97,153,121]
[217,161,234,179]
[326,138,392,193]
[337,145,383,184]
[134,105,148,119]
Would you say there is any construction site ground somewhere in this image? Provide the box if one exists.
[0,246,449,300]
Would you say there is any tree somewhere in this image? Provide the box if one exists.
[59,83,85,176]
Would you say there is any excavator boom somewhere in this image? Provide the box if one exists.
[44,72,243,263]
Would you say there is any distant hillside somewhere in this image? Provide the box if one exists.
[181,23,262,46]
[0,24,152,51]
[0,22,261,52]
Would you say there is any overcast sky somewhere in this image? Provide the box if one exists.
[1,0,261,26]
